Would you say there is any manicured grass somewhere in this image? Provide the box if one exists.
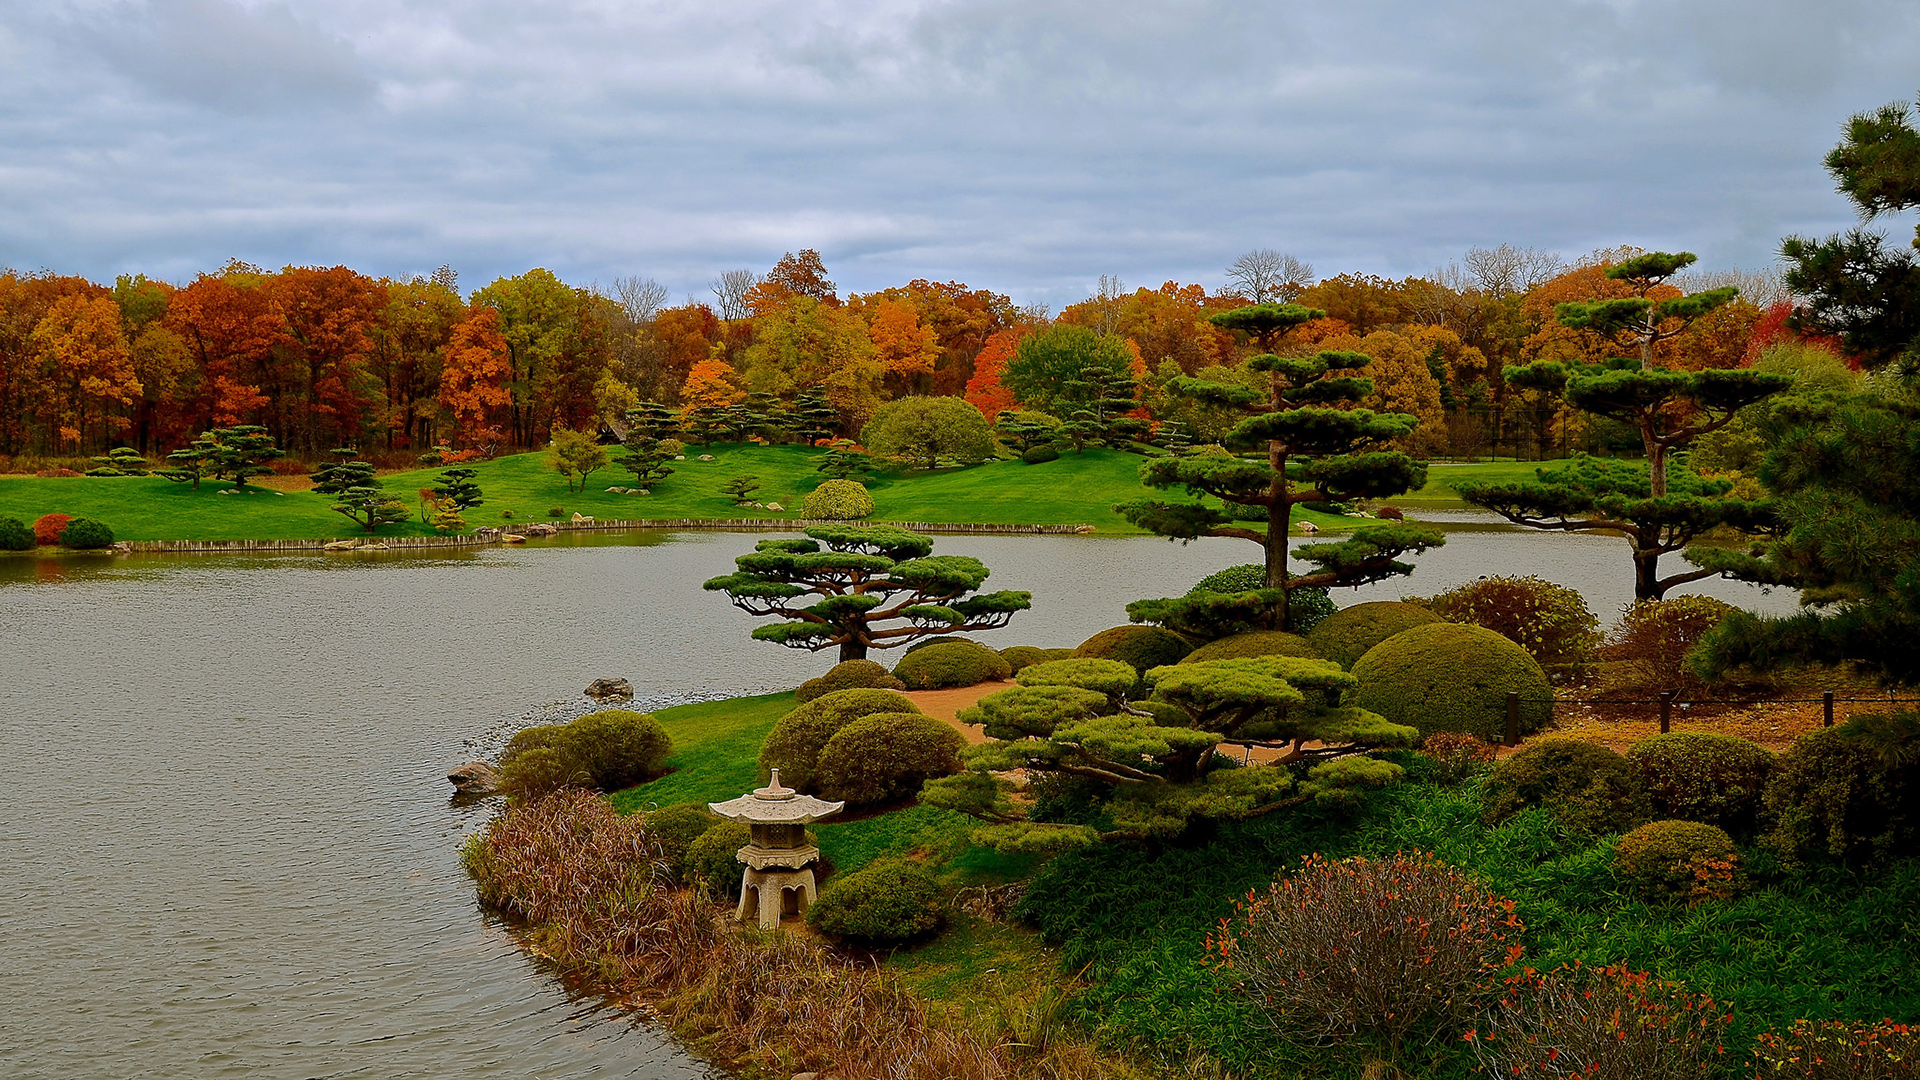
[608,692,795,812]
[1399,458,1648,507]
[0,443,1359,542]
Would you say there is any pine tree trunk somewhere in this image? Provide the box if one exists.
[838,639,867,663]
[1633,548,1664,601]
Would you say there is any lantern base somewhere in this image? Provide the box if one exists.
[735,866,819,929]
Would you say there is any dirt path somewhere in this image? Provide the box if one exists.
[901,681,1009,745]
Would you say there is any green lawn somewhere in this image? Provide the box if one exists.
[1397,458,1645,507]
[0,444,1358,542]
[608,692,797,812]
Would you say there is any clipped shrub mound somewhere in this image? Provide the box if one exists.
[1350,623,1552,741]
[498,709,674,798]
[55,515,113,545]
[802,479,876,520]
[684,821,752,899]
[1627,732,1777,836]
[806,859,944,942]
[892,640,1011,690]
[1764,712,1920,867]
[997,645,1074,673]
[757,688,924,791]
[1074,624,1193,674]
[1614,820,1741,904]
[1424,574,1599,670]
[32,513,72,547]
[902,635,982,656]
[1179,630,1319,664]
[0,516,33,551]
[795,659,905,703]
[1483,737,1650,836]
[644,802,723,883]
[815,712,967,806]
[1306,601,1442,669]
[1021,444,1060,464]
[1601,596,1737,692]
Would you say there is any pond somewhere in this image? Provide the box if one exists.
[0,525,1799,1079]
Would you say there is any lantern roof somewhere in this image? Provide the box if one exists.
[708,769,845,824]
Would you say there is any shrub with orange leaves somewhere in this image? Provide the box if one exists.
[1421,731,1499,784]
[1751,1018,1920,1079]
[32,513,73,546]
[1206,852,1524,1059]
[1464,962,1729,1079]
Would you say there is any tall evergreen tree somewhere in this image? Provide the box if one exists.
[431,466,484,511]
[1117,303,1442,631]
[791,385,840,444]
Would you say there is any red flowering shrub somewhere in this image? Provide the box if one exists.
[32,513,72,546]
[1751,1018,1920,1078]
[1464,962,1729,1079]
[1207,852,1524,1058]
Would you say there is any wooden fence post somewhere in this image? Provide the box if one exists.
[1659,689,1676,734]
[1824,690,1835,728]
[1505,692,1519,748]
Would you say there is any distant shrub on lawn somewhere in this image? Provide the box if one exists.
[0,517,32,551]
[57,518,114,549]
[892,640,1011,689]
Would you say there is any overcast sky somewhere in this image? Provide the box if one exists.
[2,0,1917,307]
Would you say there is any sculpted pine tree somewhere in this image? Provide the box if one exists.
[1117,303,1443,632]
[704,523,1031,663]
[1459,254,1791,599]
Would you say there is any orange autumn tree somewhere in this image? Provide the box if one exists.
[438,307,513,449]
[32,292,141,449]
[963,328,1024,417]
[680,356,744,446]
[867,295,940,394]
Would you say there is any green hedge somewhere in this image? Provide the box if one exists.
[816,711,967,806]
[1349,622,1552,742]
[892,640,1011,690]
[807,859,944,942]
[1075,624,1193,674]
[1483,737,1650,836]
[1626,732,1777,837]
[1764,713,1920,867]
[1179,630,1319,664]
[1306,601,1442,669]
[795,659,905,703]
[757,688,924,791]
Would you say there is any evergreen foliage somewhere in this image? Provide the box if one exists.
[812,439,877,481]
[757,688,925,792]
[87,447,150,475]
[1349,622,1553,741]
[56,517,114,548]
[891,639,1012,689]
[1306,601,1442,669]
[0,516,31,550]
[800,478,875,520]
[721,474,760,506]
[431,466,484,510]
[1482,738,1650,836]
[814,711,967,806]
[806,859,944,942]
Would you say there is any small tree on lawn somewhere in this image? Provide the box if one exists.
[334,485,412,532]
[861,396,995,470]
[994,410,1061,455]
[89,447,150,475]
[618,427,679,490]
[791,385,840,443]
[722,475,761,506]
[704,523,1031,663]
[310,449,370,495]
[431,466,483,511]
[157,433,219,489]
[429,501,468,534]
[814,439,877,481]
[1058,365,1147,451]
[190,425,283,488]
[548,427,609,492]
[1117,302,1443,633]
[921,655,1414,852]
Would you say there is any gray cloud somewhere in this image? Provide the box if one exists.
[1,0,1915,305]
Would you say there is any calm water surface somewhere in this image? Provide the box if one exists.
[0,525,1799,1079]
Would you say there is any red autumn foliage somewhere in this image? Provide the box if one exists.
[32,513,72,546]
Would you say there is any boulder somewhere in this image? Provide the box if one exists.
[766,502,783,511]
[448,761,500,796]
[698,454,716,461]
[525,522,558,536]
[323,539,360,551]
[585,677,635,702]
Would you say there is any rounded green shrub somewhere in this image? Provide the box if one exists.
[892,640,1012,690]
[1613,820,1741,904]
[806,859,944,942]
[1074,625,1193,674]
[1483,738,1650,836]
[1022,445,1060,464]
[1016,657,1139,698]
[1424,575,1599,671]
[1183,565,1336,634]
[758,688,924,791]
[802,478,876,520]
[1350,623,1552,741]
[1626,732,1777,836]
[902,635,982,656]
[684,821,751,899]
[997,645,1052,673]
[795,659,905,703]
[498,746,588,800]
[643,802,723,882]
[1307,601,1442,669]
[1763,712,1920,867]
[565,709,673,791]
[1180,630,1319,664]
[0,516,33,551]
[815,712,967,806]
[499,723,567,769]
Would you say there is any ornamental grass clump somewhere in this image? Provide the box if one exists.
[1207,852,1524,1061]
[1463,962,1730,1080]
[1750,1018,1920,1079]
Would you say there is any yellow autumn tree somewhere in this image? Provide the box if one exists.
[32,292,140,448]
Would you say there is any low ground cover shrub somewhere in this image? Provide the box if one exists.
[1483,738,1650,835]
[802,478,876,520]
[1421,574,1599,671]
[1626,732,1777,836]
[1601,596,1737,693]
[1751,1018,1920,1079]
[642,802,722,883]
[807,859,945,942]
[1179,630,1318,663]
[1209,851,1523,1061]
[795,659,905,702]
[1421,731,1498,785]
[497,709,673,798]
[32,513,72,546]
[1765,712,1920,867]
[1465,963,1730,1080]
[1613,820,1740,904]
[1350,622,1553,741]
[0,516,32,550]
[893,640,1011,689]
[1074,625,1192,674]
[758,688,924,791]
[816,712,967,806]
[1306,601,1441,669]
[684,820,752,898]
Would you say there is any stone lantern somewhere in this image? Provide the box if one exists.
[707,769,843,929]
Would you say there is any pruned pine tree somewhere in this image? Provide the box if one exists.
[203,425,283,488]
[994,411,1058,454]
[704,523,1031,663]
[814,439,876,481]
[431,466,483,510]
[624,401,679,441]
[88,447,150,475]
[1117,303,1442,632]
[722,474,760,506]
[157,433,219,489]
[791,386,840,444]
[310,452,375,495]
[1059,365,1147,451]
[619,431,676,489]
[333,485,411,533]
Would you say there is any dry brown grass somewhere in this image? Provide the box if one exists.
[464,790,1143,1080]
